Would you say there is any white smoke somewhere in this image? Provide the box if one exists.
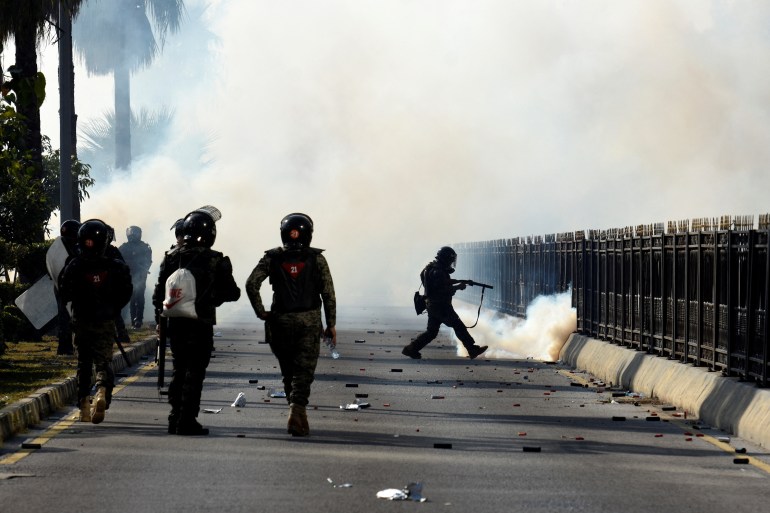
[454,290,577,361]
[33,0,770,312]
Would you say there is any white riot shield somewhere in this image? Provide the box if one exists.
[14,275,58,330]
[45,236,71,288]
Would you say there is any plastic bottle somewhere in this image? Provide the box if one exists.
[323,335,340,359]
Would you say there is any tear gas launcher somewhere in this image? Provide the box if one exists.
[456,279,494,289]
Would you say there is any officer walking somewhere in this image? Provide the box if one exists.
[118,226,152,329]
[245,213,336,437]
[402,246,488,360]
[59,219,133,423]
[152,209,241,436]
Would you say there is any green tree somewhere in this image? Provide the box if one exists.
[0,0,58,242]
[73,0,185,173]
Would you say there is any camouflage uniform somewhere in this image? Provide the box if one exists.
[246,247,336,409]
[59,252,133,411]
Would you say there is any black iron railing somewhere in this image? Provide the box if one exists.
[454,214,769,386]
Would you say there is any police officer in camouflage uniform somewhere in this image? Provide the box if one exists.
[59,219,133,424]
[402,246,488,360]
[118,226,153,328]
[152,209,241,436]
[246,213,336,437]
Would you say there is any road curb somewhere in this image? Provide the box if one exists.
[561,333,770,449]
[0,337,157,444]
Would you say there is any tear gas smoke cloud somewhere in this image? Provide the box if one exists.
[35,1,770,316]
[454,290,576,361]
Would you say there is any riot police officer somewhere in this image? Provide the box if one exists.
[152,209,241,436]
[46,219,80,355]
[245,213,337,437]
[118,226,152,328]
[402,246,488,360]
[59,219,133,424]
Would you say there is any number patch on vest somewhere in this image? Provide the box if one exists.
[281,262,305,278]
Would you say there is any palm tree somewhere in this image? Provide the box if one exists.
[73,0,185,173]
[78,106,175,181]
[0,0,85,240]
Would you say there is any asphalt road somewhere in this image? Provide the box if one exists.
[1,306,769,513]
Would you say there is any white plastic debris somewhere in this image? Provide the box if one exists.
[327,477,353,488]
[269,388,286,398]
[376,482,426,502]
[341,399,370,410]
[202,408,222,414]
[377,489,408,500]
[231,392,246,407]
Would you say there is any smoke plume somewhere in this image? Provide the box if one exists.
[454,291,577,361]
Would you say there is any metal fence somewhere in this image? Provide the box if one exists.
[454,214,770,386]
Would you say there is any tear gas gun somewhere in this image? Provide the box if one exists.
[457,279,494,290]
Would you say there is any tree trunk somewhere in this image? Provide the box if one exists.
[114,62,131,172]
[14,20,45,242]
[59,0,75,222]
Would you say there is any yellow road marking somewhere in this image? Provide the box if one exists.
[0,361,157,465]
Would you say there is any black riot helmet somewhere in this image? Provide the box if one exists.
[182,211,217,248]
[280,213,313,250]
[60,219,81,242]
[77,219,110,257]
[126,225,142,243]
[435,246,457,271]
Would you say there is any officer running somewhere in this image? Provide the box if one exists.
[402,246,488,360]
[59,219,133,424]
[245,213,336,437]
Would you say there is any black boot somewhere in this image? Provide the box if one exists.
[168,411,180,434]
[401,345,422,359]
[176,418,209,436]
[467,345,488,360]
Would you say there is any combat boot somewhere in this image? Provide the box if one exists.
[91,386,107,424]
[79,398,92,423]
[467,345,488,360]
[287,404,309,437]
[168,410,180,434]
[176,417,209,436]
[401,345,422,359]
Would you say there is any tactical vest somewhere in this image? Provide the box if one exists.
[267,248,323,313]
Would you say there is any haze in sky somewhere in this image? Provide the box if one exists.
[32,0,770,318]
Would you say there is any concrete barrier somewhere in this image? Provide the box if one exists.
[0,337,157,443]
[561,333,770,449]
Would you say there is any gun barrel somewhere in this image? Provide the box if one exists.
[470,280,494,289]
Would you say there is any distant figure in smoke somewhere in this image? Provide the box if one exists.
[245,213,336,437]
[46,219,80,355]
[119,226,153,329]
[402,246,488,360]
[153,209,241,436]
[59,219,133,424]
